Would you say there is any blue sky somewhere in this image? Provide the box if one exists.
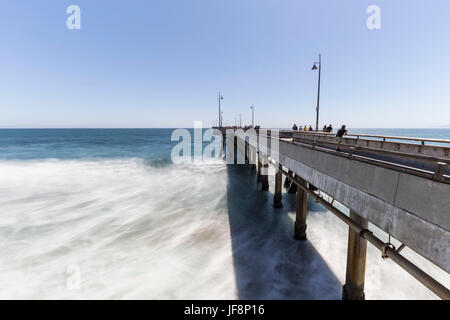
[1,0,450,128]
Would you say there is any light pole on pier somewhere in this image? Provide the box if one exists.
[218,92,224,127]
[250,105,254,127]
[312,54,322,131]
[239,114,242,127]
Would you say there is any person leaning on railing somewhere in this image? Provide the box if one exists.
[335,125,347,151]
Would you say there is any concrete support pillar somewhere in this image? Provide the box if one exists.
[261,157,269,191]
[219,133,225,157]
[251,149,256,171]
[294,178,307,241]
[257,152,262,182]
[233,136,238,164]
[342,211,368,300]
[244,143,249,165]
[273,164,283,208]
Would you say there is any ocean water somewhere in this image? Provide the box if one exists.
[0,128,448,299]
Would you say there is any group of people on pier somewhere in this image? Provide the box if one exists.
[291,124,333,132]
[291,124,314,131]
[291,123,348,151]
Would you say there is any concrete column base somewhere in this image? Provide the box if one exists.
[294,221,307,241]
[273,193,283,208]
[261,174,269,191]
[342,284,365,300]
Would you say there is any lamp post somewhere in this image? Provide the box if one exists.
[239,114,242,127]
[312,54,321,131]
[218,92,224,127]
[250,105,254,127]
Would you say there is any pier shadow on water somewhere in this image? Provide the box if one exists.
[225,164,342,299]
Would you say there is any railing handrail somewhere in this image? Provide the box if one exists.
[215,127,450,146]
[292,135,450,165]
[292,130,450,146]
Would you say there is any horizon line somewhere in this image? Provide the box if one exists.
[0,127,449,130]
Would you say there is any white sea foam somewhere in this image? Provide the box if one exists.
[0,159,448,299]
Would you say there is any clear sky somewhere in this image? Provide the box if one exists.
[1,0,450,128]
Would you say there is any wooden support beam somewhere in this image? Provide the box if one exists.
[342,211,368,300]
[274,164,283,207]
[294,178,307,241]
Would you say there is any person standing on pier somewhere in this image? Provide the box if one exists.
[327,124,333,132]
[292,124,298,131]
[335,125,347,151]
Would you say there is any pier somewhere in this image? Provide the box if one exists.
[214,127,450,300]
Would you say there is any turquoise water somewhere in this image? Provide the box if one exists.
[0,129,185,161]
[0,129,448,161]
[0,128,448,299]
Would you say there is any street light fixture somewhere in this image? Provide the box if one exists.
[250,105,254,127]
[312,54,322,131]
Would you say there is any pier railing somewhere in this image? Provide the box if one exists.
[291,130,450,146]
[292,131,450,158]
[267,129,450,183]
[214,127,450,183]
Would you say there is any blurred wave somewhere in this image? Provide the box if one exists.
[0,129,448,299]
